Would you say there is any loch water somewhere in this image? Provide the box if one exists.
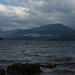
[0,40,75,75]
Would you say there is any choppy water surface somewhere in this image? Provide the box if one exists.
[0,40,75,75]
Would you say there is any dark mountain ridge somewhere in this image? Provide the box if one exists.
[3,23,75,40]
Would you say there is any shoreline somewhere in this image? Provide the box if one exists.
[0,62,75,75]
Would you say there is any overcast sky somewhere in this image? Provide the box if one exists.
[0,0,75,31]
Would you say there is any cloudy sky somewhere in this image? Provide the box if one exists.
[0,0,75,31]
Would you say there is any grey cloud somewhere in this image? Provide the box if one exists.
[0,0,75,30]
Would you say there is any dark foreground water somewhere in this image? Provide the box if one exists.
[0,40,75,75]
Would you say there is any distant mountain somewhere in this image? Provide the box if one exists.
[0,30,5,37]
[4,29,22,35]
[5,29,22,34]
[3,23,75,40]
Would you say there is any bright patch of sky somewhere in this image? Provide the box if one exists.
[0,0,19,6]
